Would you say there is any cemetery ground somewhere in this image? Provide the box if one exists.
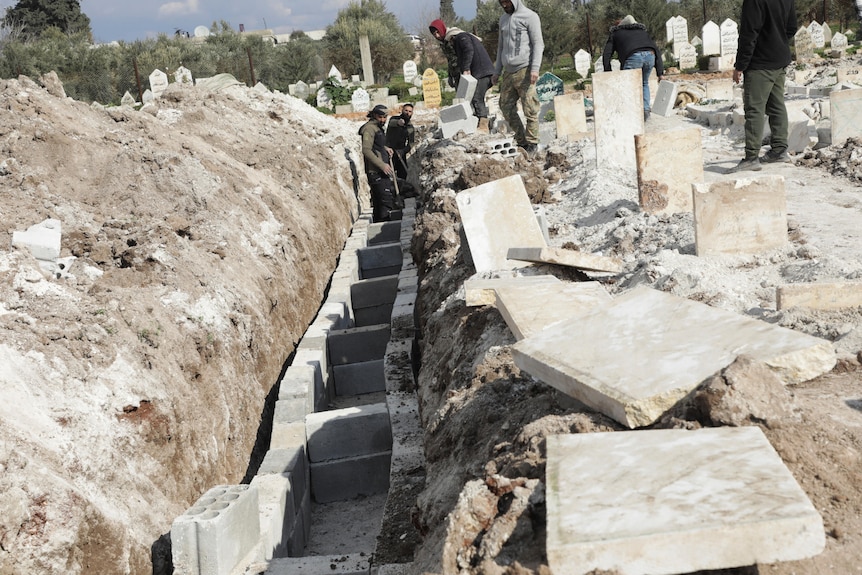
[1,63,862,575]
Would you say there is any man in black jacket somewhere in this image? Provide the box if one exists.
[359,104,397,222]
[729,0,797,173]
[602,15,663,120]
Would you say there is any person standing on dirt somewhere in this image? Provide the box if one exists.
[602,14,664,121]
[359,104,397,222]
[429,19,496,133]
[728,0,797,173]
[385,103,417,198]
[491,0,544,155]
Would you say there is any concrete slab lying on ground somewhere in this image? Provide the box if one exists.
[494,281,612,340]
[455,175,548,272]
[546,426,825,575]
[512,286,836,428]
[507,246,622,274]
[464,274,560,307]
[777,281,862,310]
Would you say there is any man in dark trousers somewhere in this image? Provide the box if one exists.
[385,103,416,197]
[729,0,797,173]
[602,15,663,120]
[429,19,496,132]
[359,104,397,222]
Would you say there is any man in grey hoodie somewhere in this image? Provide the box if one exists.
[491,0,544,155]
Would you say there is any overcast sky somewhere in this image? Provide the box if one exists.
[1,0,483,43]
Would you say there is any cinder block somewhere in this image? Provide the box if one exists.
[171,485,260,575]
[367,221,401,245]
[487,138,518,157]
[439,102,478,138]
[292,345,331,411]
[328,323,391,365]
[333,359,386,396]
[358,243,402,279]
[250,473,295,560]
[278,364,315,415]
[456,72,477,101]
[310,451,392,503]
[258,447,308,514]
[305,403,392,462]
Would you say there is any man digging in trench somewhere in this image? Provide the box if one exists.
[359,104,401,221]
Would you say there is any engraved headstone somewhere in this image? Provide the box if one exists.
[174,65,193,85]
[690,35,702,47]
[316,86,332,108]
[702,21,721,56]
[665,17,675,43]
[294,80,309,101]
[678,42,698,70]
[403,60,418,84]
[535,72,564,103]
[142,89,154,104]
[121,91,136,106]
[808,21,825,48]
[148,69,169,98]
[351,88,370,113]
[575,49,592,78]
[831,31,848,49]
[671,16,689,57]
[720,19,739,56]
[422,68,442,108]
[795,27,815,60]
[328,65,343,85]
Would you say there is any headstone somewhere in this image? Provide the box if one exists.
[720,19,739,57]
[831,32,848,49]
[174,65,193,85]
[546,427,826,575]
[422,68,442,108]
[408,87,418,96]
[795,27,815,61]
[592,69,644,181]
[652,80,678,116]
[287,83,296,96]
[702,21,721,56]
[594,57,620,73]
[665,17,675,43]
[148,69,169,98]
[316,87,332,109]
[690,35,702,47]
[351,88,370,113]
[635,127,704,215]
[121,91,136,107]
[836,66,862,83]
[830,87,862,144]
[693,174,787,256]
[554,92,589,140]
[671,15,689,58]
[678,42,698,69]
[808,21,825,48]
[507,247,622,274]
[777,281,862,310]
[351,74,361,84]
[456,73,477,102]
[822,22,833,44]
[575,49,591,78]
[454,174,547,273]
[403,60,418,84]
[412,75,423,88]
[535,72,564,103]
[359,35,374,85]
[294,80,309,101]
[328,65,343,84]
[141,89,154,104]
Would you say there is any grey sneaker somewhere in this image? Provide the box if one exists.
[727,157,762,173]
[761,149,792,163]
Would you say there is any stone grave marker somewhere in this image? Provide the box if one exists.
[691,35,702,47]
[575,49,591,78]
[836,66,862,83]
[823,22,833,44]
[141,89,154,104]
[671,15,689,57]
[795,28,815,60]
[831,87,862,144]
[554,92,589,140]
[351,74,360,84]
[294,81,309,101]
[702,20,721,55]
[422,68,442,107]
[316,87,332,109]
[678,42,698,69]
[665,16,676,43]
[693,174,787,256]
[593,57,620,73]
[652,80,678,116]
[720,19,739,56]
[832,32,848,49]
[174,65,193,85]
[536,72,564,103]
[635,127,704,215]
[288,83,296,96]
[328,65,343,85]
[149,69,169,98]
[808,21,825,48]
[403,60,418,84]
[351,88,370,113]
[121,91,136,107]
[593,69,643,180]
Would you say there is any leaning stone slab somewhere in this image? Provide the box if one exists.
[507,246,622,274]
[456,175,548,272]
[777,281,862,310]
[464,274,560,307]
[592,69,644,179]
[546,426,826,575]
[651,80,678,117]
[554,92,589,140]
[830,87,862,145]
[495,281,612,340]
[693,175,787,256]
[512,286,836,428]
[635,127,704,215]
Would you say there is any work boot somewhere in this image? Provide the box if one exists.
[760,149,792,164]
[726,157,762,174]
[477,117,489,133]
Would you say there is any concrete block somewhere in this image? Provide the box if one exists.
[367,221,401,245]
[455,72,477,101]
[171,485,261,575]
[11,218,61,261]
[258,447,308,514]
[270,420,307,452]
[507,246,622,274]
[439,102,478,138]
[693,175,787,256]
[250,473,295,560]
[358,243,402,278]
[351,275,399,309]
[635,127,704,215]
[278,364,315,416]
[547,427,825,575]
[487,138,518,158]
[464,274,560,307]
[310,451,392,503]
[273,397,305,426]
[305,403,392,462]
[328,323,390,365]
[512,286,836,428]
[777,281,862,310]
[293,345,330,411]
[456,174,547,273]
[333,359,386,396]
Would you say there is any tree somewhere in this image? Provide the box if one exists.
[3,0,91,40]
[440,0,456,22]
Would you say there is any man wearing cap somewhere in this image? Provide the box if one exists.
[359,104,397,221]
[429,19,495,133]
[491,0,544,155]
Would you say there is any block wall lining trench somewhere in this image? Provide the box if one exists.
[169,200,423,575]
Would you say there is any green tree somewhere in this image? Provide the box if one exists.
[440,0,456,22]
[323,0,412,83]
[3,0,91,40]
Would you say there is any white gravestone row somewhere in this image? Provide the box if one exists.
[702,21,721,56]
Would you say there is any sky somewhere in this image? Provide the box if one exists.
[0,0,482,43]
